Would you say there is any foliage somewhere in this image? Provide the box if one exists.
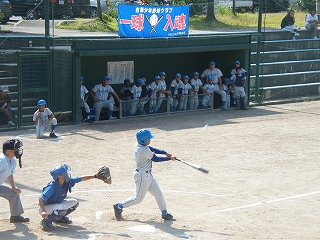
[296,0,316,11]
[216,6,233,15]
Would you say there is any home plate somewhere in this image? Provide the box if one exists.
[127,224,155,232]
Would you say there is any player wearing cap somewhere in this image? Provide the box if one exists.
[202,77,215,108]
[0,86,16,127]
[38,164,99,231]
[0,139,29,223]
[201,61,227,110]
[230,67,248,110]
[155,71,171,113]
[178,75,192,111]
[148,75,162,113]
[80,76,92,122]
[130,78,147,115]
[189,72,203,110]
[170,73,184,112]
[230,61,247,106]
[120,79,132,116]
[90,76,122,121]
[33,99,58,138]
[113,129,176,221]
[222,78,232,109]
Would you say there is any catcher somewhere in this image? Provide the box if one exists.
[38,164,111,231]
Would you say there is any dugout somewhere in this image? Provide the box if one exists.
[73,33,253,123]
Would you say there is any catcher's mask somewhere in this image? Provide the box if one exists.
[50,164,71,182]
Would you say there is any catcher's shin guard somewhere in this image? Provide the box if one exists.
[240,97,248,110]
[236,97,241,110]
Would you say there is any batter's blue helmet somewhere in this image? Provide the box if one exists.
[137,78,145,85]
[159,71,166,76]
[50,164,71,181]
[37,99,46,107]
[193,72,199,76]
[136,129,154,145]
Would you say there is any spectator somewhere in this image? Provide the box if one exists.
[305,9,319,39]
[0,86,15,127]
[90,76,122,121]
[281,10,300,40]
[80,76,91,122]
[200,61,227,109]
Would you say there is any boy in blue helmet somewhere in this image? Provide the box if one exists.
[33,99,58,138]
[38,164,99,231]
[113,129,177,221]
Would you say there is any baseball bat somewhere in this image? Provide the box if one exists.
[176,159,209,174]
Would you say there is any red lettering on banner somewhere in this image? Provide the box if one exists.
[131,14,144,31]
[163,14,186,31]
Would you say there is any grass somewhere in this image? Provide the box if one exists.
[55,11,309,32]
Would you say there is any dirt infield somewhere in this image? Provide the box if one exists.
[1,100,319,240]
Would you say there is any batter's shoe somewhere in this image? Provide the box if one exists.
[49,132,57,138]
[162,213,175,221]
[40,219,53,231]
[55,216,72,224]
[113,204,123,221]
[10,215,30,223]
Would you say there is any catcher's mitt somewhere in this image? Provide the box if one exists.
[96,166,112,184]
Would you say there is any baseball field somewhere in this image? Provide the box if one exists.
[0,100,319,239]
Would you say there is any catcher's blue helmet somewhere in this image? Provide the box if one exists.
[137,78,145,85]
[50,164,70,181]
[136,129,154,145]
[37,99,46,107]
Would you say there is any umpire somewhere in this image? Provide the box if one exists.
[0,139,30,223]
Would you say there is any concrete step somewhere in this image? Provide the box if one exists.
[251,30,318,41]
[250,59,320,75]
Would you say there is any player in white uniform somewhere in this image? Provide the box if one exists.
[179,75,192,111]
[189,72,203,110]
[130,78,146,115]
[113,129,176,221]
[230,61,247,106]
[148,75,162,113]
[33,99,58,138]
[222,78,232,109]
[90,76,122,121]
[80,76,91,122]
[202,78,215,108]
[170,73,184,112]
[155,71,171,113]
[201,61,227,109]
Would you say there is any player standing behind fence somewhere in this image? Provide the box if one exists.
[80,76,91,122]
[170,73,184,112]
[230,67,248,110]
[222,78,232,109]
[202,78,215,108]
[155,71,171,113]
[178,75,192,111]
[120,79,132,116]
[130,78,146,116]
[33,99,58,138]
[230,60,247,106]
[113,129,176,221]
[148,75,162,113]
[201,61,227,109]
[90,76,122,121]
[189,72,203,110]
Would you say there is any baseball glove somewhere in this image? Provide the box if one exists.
[96,166,112,184]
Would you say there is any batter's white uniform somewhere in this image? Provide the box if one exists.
[189,78,202,110]
[120,143,171,211]
[80,85,90,116]
[91,83,115,121]
[33,108,57,138]
[201,68,226,101]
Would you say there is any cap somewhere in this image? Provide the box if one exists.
[80,76,84,81]
[209,61,216,66]
[183,75,189,79]
[234,60,241,65]
[3,140,15,151]
[159,71,166,76]
[1,86,9,92]
[175,73,181,78]
[102,76,111,81]
[124,79,130,83]
[137,78,145,85]
[193,72,199,76]
[224,78,231,84]
[155,75,161,80]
